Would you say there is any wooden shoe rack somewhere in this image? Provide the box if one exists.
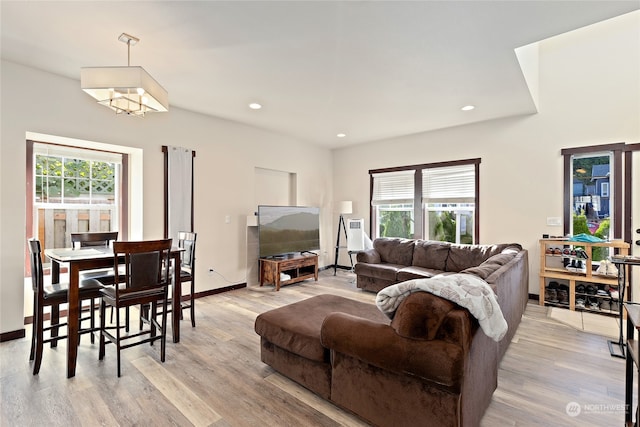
[539,238,630,316]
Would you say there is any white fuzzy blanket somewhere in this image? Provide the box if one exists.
[375,274,508,342]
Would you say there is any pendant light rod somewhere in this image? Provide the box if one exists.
[118,33,139,66]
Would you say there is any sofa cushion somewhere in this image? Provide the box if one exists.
[254,294,387,362]
[374,238,415,266]
[445,244,514,272]
[396,266,445,282]
[355,262,403,281]
[460,251,517,280]
[412,240,450,270]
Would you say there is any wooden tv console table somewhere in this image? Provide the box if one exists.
[259,254,319,291]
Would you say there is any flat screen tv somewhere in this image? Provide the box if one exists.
[258,205,320,258]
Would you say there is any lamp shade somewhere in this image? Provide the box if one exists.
[338,201,353,215]
[81,66,168,115]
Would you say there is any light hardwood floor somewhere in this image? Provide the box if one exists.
[1,270,631,426]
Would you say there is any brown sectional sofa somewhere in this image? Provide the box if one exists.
[355,238,529,358]
[254,238,529,427]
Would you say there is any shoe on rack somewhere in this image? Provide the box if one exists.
[607,261,618,277]
[575,298,586,309]
[575,249,589,259]
[596,260,608,275]
[610,289,620,300]
[587,297,600,310]
[557,289,569,304]
[576,284,586,294]
[586,285,597,295]
[545,288,559,303]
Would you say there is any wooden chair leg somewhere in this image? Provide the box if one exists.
[50,304,60,348]
[150,302,157,342]
[99,300,106,361]
[33,307,44,375]
[90,298,96,344]
[115,306,122,378]
[29,295,37,361]
[190,281,196,328]
[160,298,168,363]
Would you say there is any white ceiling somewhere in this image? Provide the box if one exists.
[1,1,638,148]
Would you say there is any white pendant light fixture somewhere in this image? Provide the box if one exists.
[81,33,168,116]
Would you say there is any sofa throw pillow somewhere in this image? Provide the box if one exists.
[446,243,522,272]
[461,253,516,279]
[412,240,450,270]
[374,238,415,266]
[446,244,498,272]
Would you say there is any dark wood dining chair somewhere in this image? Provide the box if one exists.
[71,231,119,284]
[97,238,172,377]
[71,231,124,336]
[140,231,197,328]
[28,238,104,375]
[176,232,197,327]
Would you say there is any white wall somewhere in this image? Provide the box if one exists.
[332,12,640,294]
[0,60,333,335]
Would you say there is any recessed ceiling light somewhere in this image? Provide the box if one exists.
[337,133,346,138]
[249,103,262,110]
[461,105,475,111]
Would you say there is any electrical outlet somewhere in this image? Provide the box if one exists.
[208,268,215,276]
[546,217,561,226]
[225,215,231,224]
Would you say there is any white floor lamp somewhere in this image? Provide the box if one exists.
[333,201,353,275]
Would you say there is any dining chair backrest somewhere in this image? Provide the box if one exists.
[178,232,197,271]
[27,239,45,294]
[71,231,118,248]
[113,239,172,294]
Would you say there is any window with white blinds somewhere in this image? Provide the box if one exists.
[369,159,480,242]
[422,164,475,203]
[371,170,415,205]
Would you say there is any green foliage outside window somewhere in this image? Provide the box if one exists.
[379,210,413,239]
[430,211,473,244]
[35,155,115,203]
[572,214,610,261]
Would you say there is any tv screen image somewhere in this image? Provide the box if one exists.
[258,205,320,258]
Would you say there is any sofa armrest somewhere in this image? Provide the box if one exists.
[356,248,381,264]
[321,312,464,388]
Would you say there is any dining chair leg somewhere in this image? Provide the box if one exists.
[190,281,196,328]
[50,304,60,348]
[160,298,167,363]
[115,307,122,378]
[150,302,157,343]
[89,298,96,344]
[29,295,37,361]
[33,307,44,375]
[99,300,106,361]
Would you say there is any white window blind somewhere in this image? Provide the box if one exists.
[372,170,415,205]
[422,164,475,203]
